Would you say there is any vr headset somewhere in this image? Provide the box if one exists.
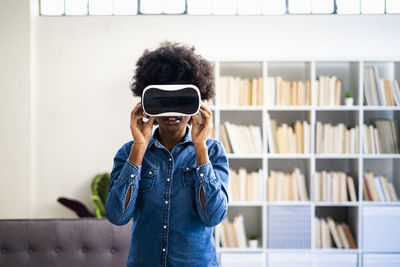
[141,84,201,118]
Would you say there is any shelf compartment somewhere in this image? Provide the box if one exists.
[267,158,310,202]
[362,158,400,202]
[219,206,263,249]
[315,206,359,249]
[314,159,359,202]
[228,158,264,203]
[315,110,360,154]
[362,206,400,251]
[315,61,360,106]
[267,205,311,249]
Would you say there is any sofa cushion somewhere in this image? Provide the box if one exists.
[0,218,132,267]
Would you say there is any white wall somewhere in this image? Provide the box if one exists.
[1,3,400,218]
[0,0,32,218]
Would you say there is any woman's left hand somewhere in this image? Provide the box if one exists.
[191,103,213,147]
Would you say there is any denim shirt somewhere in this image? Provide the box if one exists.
[105,125,230,267]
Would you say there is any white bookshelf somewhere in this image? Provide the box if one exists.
[209,59,400,267]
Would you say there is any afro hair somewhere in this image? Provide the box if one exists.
[130,42,215,101]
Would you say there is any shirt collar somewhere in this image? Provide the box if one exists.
[148,125,193,149]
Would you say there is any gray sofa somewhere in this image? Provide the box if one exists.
[0,218,132,267]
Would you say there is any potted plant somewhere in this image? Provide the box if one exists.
[248,235,258,248]
[345,90,354,106]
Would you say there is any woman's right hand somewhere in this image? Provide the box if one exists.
[130,102,156,147]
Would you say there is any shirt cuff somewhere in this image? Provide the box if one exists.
[196,161,216,186]
[119,160,142,184]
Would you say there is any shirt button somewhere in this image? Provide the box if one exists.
[163,225,167,229]
[169,158,172,162]
[186,167,190,171]
[148,171,152,175]
[162,248,166,252]
[200,173,204,177]
[167,178,171,182]
[165,200,168,204]
[130,174,134,178]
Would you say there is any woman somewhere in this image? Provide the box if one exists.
[105,42,229,267]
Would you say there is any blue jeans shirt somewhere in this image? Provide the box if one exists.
[105,125,230,267]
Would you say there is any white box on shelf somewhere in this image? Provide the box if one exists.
[220,252,265,267]
[363,253,400,267]
[268,252,312,267]
[363,206,400,250]
[314,253,358,267]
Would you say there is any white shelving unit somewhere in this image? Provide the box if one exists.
[208,59,400,267]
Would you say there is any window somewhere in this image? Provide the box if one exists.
[39,0,400,16]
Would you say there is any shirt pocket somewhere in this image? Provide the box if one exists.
[139,167,157,192]
[181,165,197,189]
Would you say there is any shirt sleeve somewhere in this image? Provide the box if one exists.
[194,140,230,227]
[105,142,141,226]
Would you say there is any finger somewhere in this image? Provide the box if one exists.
[199,109,211,127]
[199,109,210,120]
[131,104,143,121]
[132,113,146,123]
[192,114,199,126]
[132,102,142,115]
[200,103,212,116]
[146,116,156,125]
[200,110,213,128]
[131,113,146,128]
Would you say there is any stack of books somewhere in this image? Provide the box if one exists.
[219,76,263,106]
[266,77,311,106]
[316,122,359,154]
[219,122,263,154]
[314,216,357,249]
[364,67,400,106]
[267,168,309,202]
[363,119,399,154]
[220,214,249,248]
[228,168,262,202]
[266,113,311,153]
[315,76,343,106]
[363,171,399,201]
[313,171,357,202]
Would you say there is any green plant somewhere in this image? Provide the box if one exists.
[91,172,110,218]
[160,39,172,46]
[345,90,353,98]
[57,172,110,218]
[249,235,257,240]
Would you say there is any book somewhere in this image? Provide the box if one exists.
[219,76,263,106]
[347,176,358,202]
[342,223,357,249]
[363,171,398,202]
[267,168,308,201]
[267,76,311,106]
[315,217,357,249]
[222,121,263,154]
[363,119,400,153]
[267,117,310,154]
[363,67,400,106]
[316,76,343,106]
[230,167,262,202]
[314,171,356,202]
[316,122,359,154]
[337,223,350,249]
